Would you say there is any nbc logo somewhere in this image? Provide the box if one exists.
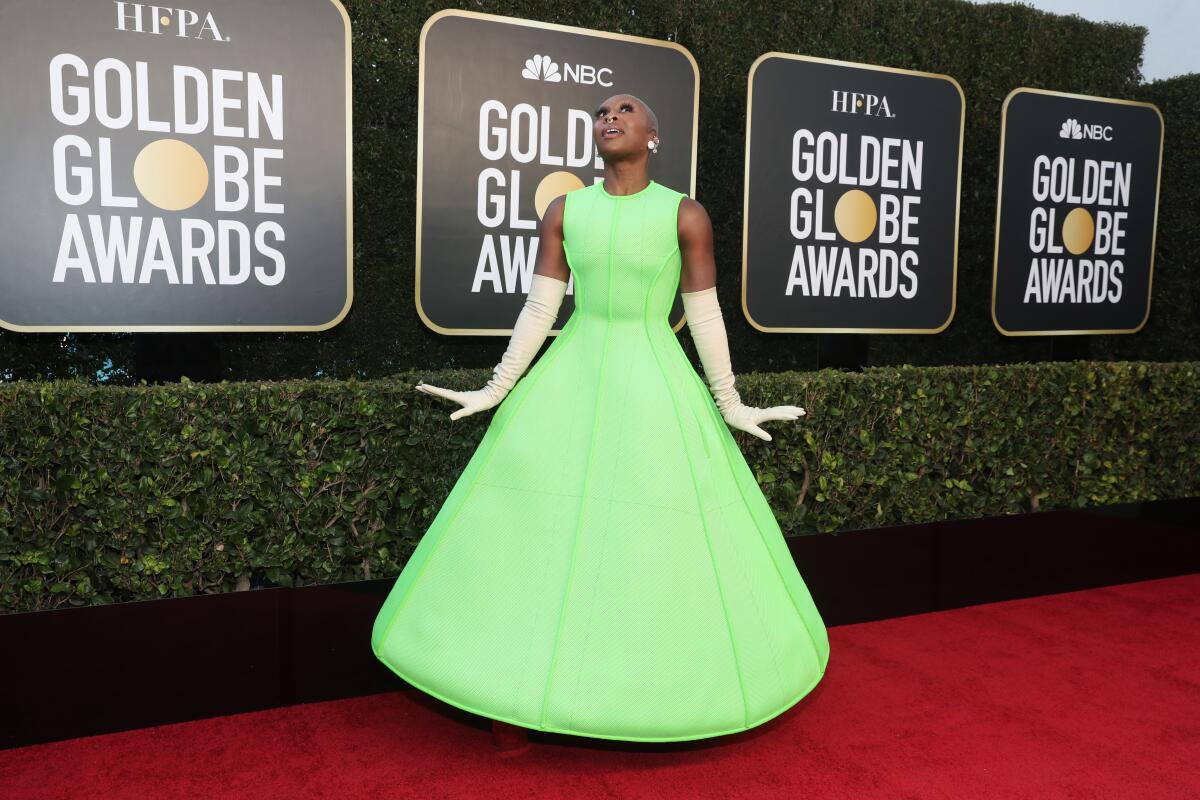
[1059,118,1083,139]
[522,54,561,82]
[1059,117,1113,141]
[521,53,613,86]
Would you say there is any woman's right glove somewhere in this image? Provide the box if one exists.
[681,286,806,441]
[416,273,568,420]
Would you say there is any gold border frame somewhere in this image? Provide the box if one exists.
[990,86,1164,336]
[741,52,965,334]
[413,8,700,337]
[0,0,355,334]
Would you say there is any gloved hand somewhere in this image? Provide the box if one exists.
[681,286,806,442]
[416,273,568,420]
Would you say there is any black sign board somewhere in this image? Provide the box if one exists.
[0,0,353,332]
[743,53,964,333]
[992,88,1163,335]
[416,9,699,335]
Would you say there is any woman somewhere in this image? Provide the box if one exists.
[372,93,829,755]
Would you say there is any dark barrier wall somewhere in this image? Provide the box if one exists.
[3,0,1194,382]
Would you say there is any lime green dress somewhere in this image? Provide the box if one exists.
[371,179,829,742]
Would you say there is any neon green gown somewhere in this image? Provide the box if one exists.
[371,179,829,742]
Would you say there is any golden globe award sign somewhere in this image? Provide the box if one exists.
[0,0,352,332]
[416,9,698,335]
[992,88,1163,335]
[743,53,964,333]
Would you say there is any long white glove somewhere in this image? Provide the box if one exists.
[681,286,806,441]
[416,273,568,420]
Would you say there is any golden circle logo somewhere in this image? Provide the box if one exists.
[834,189,877,243]
[534,171,584,219]
[1061,207,1094,255]
[133,139,209,211]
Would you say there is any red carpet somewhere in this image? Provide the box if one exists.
[3,574,1197,799]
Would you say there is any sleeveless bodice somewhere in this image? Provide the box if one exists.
[561,179,687,327]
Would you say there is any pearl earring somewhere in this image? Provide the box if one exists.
[648,139,659,153]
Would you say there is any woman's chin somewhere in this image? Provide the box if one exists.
[596,142,635,161]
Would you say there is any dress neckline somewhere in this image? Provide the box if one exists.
[598,179,655,200]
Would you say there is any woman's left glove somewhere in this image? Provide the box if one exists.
[417,273,567,420]
[681,286,806,442]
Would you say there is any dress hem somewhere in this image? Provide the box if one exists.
[370,642,830,744]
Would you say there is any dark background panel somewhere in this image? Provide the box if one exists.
[0,0,350,330]
[994,90,1162,333]
[416,11,697,333]
[745,56,962,331]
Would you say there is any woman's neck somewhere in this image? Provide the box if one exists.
[601,162,651,196]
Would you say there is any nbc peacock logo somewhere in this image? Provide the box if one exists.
[1058,117,1113,141]
[522,54,561,82]
[1059,118,1083,139]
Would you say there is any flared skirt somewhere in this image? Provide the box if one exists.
[371,318,830,741]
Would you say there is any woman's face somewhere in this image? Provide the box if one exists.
[593,94,658,161]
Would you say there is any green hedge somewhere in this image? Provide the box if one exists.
[3,0,1190,382]
[3,360,1196,612]
[1091,74,1200,363]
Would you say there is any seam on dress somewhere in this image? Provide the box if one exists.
[686,360,825,665]
[374,191,586,655]
[510,189,589,719]
[671,336,792,699]
[539,189,616,728]
[646,243,750,730]
[707,493,790,701]
[566,256,642,728]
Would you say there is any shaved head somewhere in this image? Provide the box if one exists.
[629,94,659,135]
[598,93,659,136]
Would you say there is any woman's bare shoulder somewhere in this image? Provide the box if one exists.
[539,193,567,236]
[677,197,712,243]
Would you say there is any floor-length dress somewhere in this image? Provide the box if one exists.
[371,178,830,742]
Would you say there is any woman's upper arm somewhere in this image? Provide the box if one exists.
[533,194,570,283]
[677,197,716,293]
